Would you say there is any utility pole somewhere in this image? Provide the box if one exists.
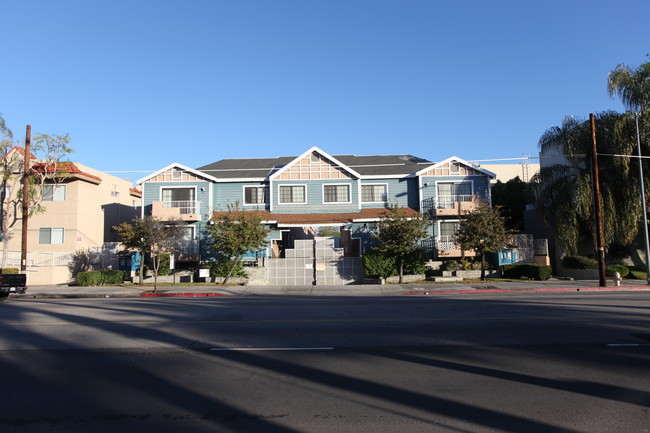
[634,112,650,285]
[21,125,30,272]
[590,114,606,287]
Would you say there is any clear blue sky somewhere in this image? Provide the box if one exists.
[2,0,648,182]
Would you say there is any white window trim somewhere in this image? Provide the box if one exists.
[322,183,352,205]
[360,183,389,204]
[437,219,461,237]
[278,184,307,205]
[172,170,183,181]
[166,224,196,240]
[243,185,267,206]
[434,180,474,195]
[39,227,65,245]
[43,184,67,202]
[159,185,198,201]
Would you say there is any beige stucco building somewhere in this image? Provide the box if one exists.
[1,149,140,285]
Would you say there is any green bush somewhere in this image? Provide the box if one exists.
[363,250,397,279]
[562,256,598,269]
[0,268,19,274]
[363,248,428,278]
[157,254,171,276]
[77,271,102,286]
[102,270,125,284]
[207,259,248,278]
[77,270,125,286]
[441,260,461,271]
[606,264,629,278]
[503,264,552,280]
[404,248,428,275]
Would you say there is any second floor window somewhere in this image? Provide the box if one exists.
[39,227,64,244]
[323,185,350,203]
[244,186,266,204]
[361,184,387,202]
[42,185,66,202]
[162,188,195,203]
[279,185,305,204]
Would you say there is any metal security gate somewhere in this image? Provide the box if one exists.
[267,238,362,285]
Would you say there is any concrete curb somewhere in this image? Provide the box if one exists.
[402,286,650,295]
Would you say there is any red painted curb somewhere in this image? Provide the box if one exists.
[140,292,224,298]
[402,286,650,295]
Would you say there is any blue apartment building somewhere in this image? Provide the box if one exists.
[137,146,495,283]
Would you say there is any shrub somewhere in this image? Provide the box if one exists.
[207,259,248,278]
[102,270,125,284]
[503,264,552,280]
[77,271,102,286]
[606,264,629,278]
[562,256,598,269]
[441,260,461,271]
[0,268,19,274]
[404,248,428,275]
[77,270,125,286]
[157,254,172,276]
[363,250,397,279]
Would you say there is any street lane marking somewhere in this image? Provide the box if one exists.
[607,343,650,347]
[2,313,649,327]
[210,347,334,351]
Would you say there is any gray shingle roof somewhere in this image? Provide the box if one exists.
[196,153,432,179]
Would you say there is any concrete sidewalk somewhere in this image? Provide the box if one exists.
[6,278,650,299]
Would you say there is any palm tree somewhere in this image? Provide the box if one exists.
[608,61,650,114]
[531,111,640,255]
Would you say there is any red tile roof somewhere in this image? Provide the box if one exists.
[31,161,102,183]
[211,207,420,225]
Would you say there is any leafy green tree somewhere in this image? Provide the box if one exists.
[531,111,640,255]
[205,203,270,285]
[491,176,532,231]
[114,216,184,291]
[0,115,73,267]
[372,204,430,283]
[455,203,508,280]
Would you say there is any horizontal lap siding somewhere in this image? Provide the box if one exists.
[272,180,359,214]
[215,182,268,211]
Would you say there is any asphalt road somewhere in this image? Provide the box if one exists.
[0,292,649,432]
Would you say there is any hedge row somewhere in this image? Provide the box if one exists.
[0,268,19,274]
[562,256,598,269]
[77,270,125,286]
[502,264,552,280]
[606,264,630,278]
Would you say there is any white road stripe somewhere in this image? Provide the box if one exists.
[210,347,334,351]
[607,343,650,347]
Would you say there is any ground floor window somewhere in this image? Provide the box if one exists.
[39,227,64,244]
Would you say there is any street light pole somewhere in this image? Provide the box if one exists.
[634,112,650,285]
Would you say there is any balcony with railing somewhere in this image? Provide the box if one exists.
[422,195,484,217]
[430,235,476,258]
[152,200,201,221]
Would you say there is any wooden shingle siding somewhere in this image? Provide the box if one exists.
[275,152,353,180]
[147,168,204,182]
[421,162,483,177]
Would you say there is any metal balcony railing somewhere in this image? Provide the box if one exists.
[162,200,200,215]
